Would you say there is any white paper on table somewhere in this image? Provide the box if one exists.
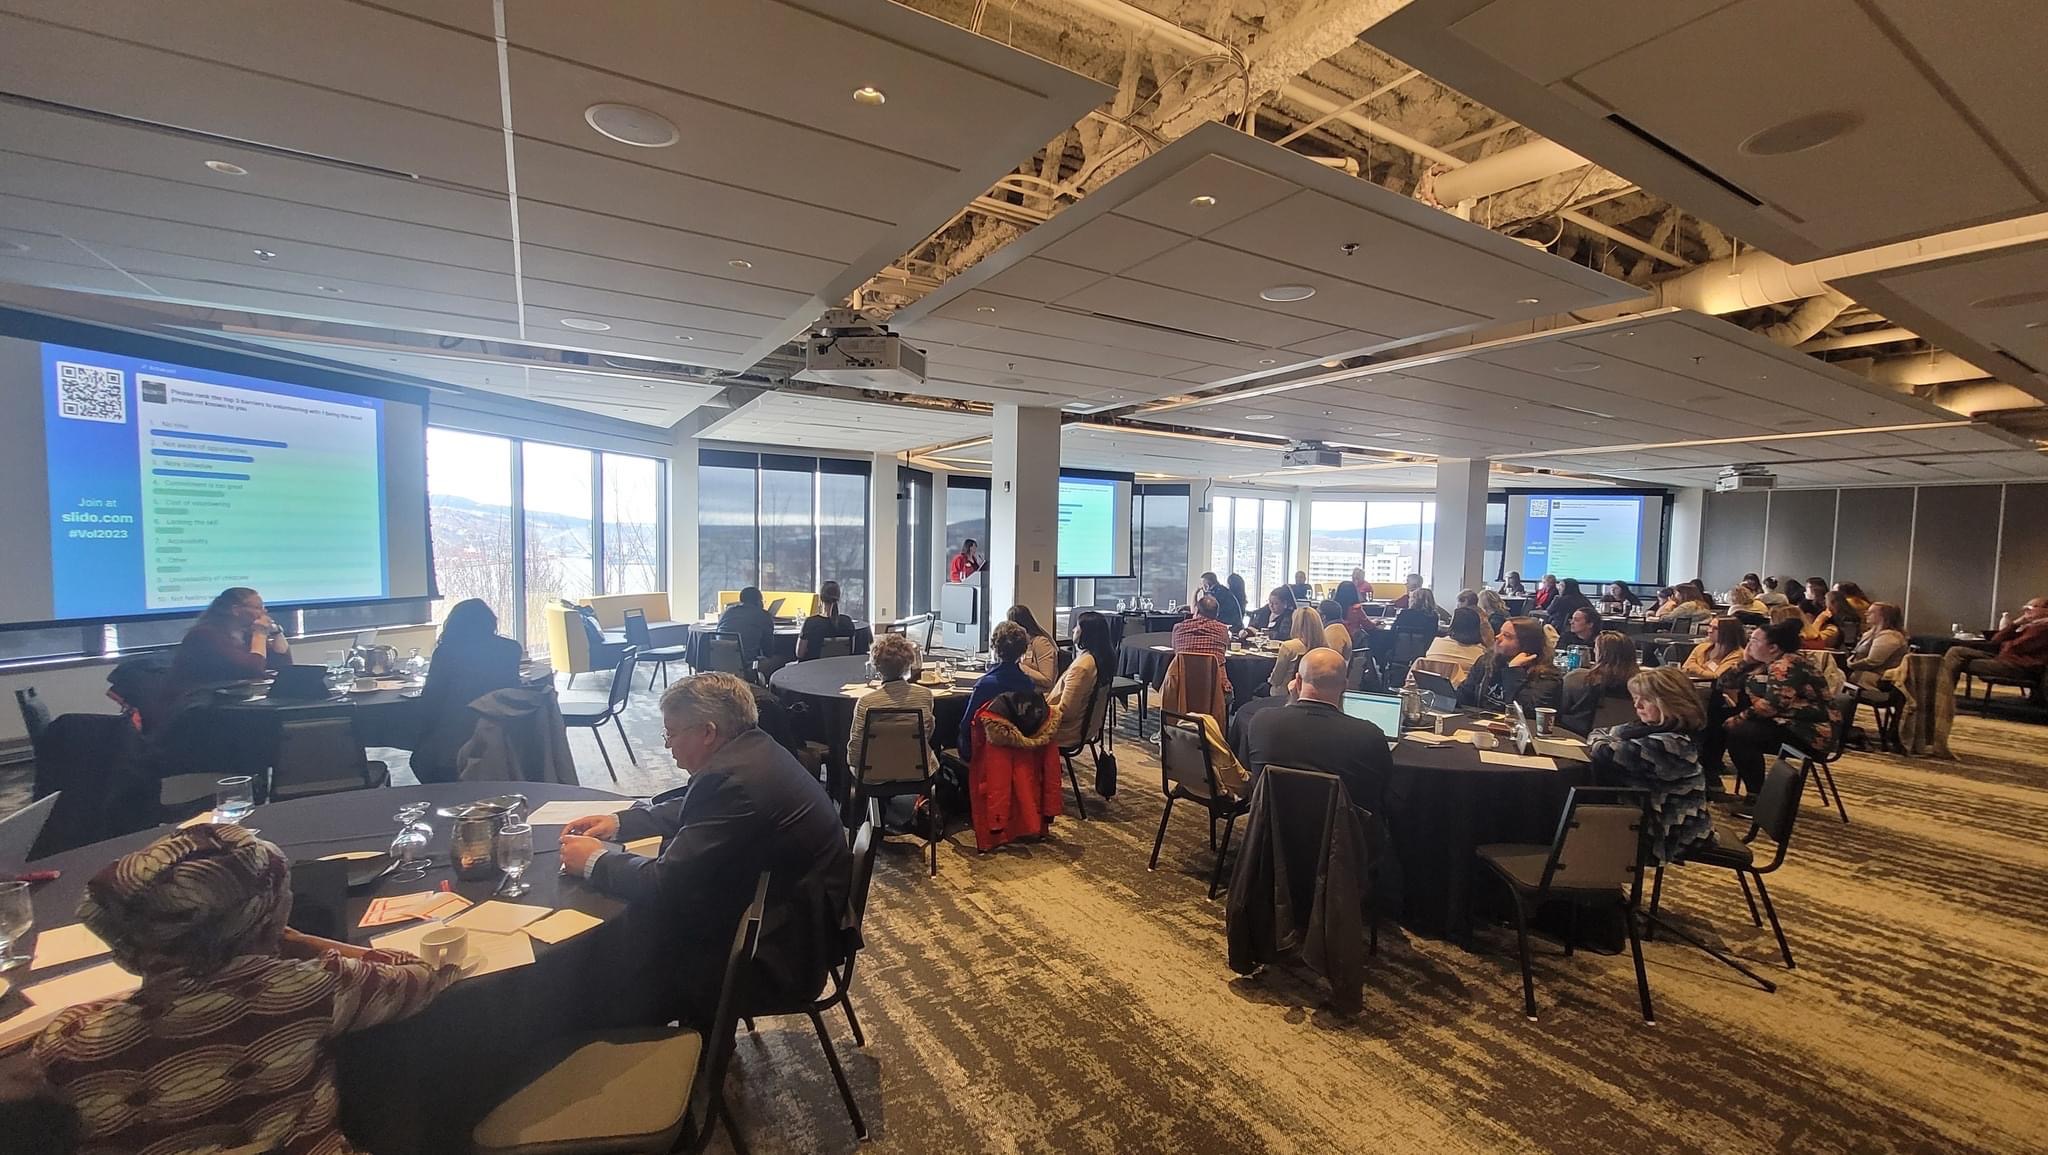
[177,811,215,828]
[1479,751,1557,770]
[523,909,604,944]
[622,836,663,856]
[2,962,142,1048]
[1533,738,1591,762]
[1401,731,1457,746]
[370,926,535,979]
[524,800,634,826]
[445,901,552,935]
[30,924,111,971]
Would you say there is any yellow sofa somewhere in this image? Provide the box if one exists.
[714,589,818,617]
[581,592,673,629]
[1369,582,1410,601]
[542,603,624,678]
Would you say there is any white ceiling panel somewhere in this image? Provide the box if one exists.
[897,122,1637,407]
[1837,239,2048,400]
[1368,0,2048,261]
[702,392,988,454]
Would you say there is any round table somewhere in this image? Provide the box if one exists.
[1117,631,1277,711]
[1382,729,1593,943]
[769,656,972,807]
[13,782,633,1155]
[684,622,874,669]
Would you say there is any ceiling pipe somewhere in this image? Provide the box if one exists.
[1796,326,1917,352]
[1753,289,1852,346]
[1434,138,1590,205]
[1928,381,2042,415]
[1864,351,1993,389]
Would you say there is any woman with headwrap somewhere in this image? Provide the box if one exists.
[32,824,454,1155]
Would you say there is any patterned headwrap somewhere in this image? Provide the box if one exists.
[78,823,293,975]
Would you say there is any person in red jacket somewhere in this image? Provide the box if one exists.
[1936,597,2048,744]
[948,538,983,583]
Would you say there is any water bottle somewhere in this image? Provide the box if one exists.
[1997,611,2012,632]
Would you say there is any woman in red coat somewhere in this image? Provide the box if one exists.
[968,692,1065,851]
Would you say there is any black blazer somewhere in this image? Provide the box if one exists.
[594,728,852,1022]
[1208,586,1245,629]
[1458,651,1565,715]
[1242,698,1395,814]
[412,633,523,782]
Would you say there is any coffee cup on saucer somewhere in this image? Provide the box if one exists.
[419,926,469,969]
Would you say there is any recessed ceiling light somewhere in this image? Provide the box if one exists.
[852,85,887,106]
[642,383,655,390]
[559,317,612,331]
[584,103,680,148]
[728,259,753,270]
[1554,361,1601,373]
[1321,360,1344,369]
[1189,195,1218,208]
[1740,109,1863,157]
[1381,432,1402,439]
[1257,358,1277,365]
[316,284,344,294]
[1244,414,1275,421]
[1515,297,1541,305]
[204,160,248,176]
[2027,320,2047,330]
[251,248,276,261]
[974,305,996,313]
[1261,284,1317,303]
[673,334,695,341]
[1972,290,2048,310]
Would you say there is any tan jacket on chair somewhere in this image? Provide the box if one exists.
[1161,651,1229,728]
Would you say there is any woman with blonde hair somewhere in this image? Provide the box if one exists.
[1269,605,1329,699]
[1589,666,1715,863]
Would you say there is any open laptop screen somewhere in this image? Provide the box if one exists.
[1341,691,1404,737]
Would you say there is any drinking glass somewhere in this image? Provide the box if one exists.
[214,777,256,827]
[494,823,534,897]
[389,803,433,881]
[0,881,31,971]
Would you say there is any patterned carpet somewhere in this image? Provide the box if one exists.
[9,677,2045,1154]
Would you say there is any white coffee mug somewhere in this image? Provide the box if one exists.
[418,926,468,968]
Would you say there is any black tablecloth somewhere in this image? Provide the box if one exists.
[1117,631,1276,711]
[1383,732,1592,941]
[14,782,634,1155]
[770,656,971,809]
[683,622,873,669]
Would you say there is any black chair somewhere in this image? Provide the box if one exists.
[1475,786,1656,1024]
[851,707,941,876]
[558,648,639,782]
[1150,712,1251,899]
[1649,749,1809,973]
[816,634,857,659]
[1345,649,1383,693]
[1108,674,1148,741]
[1858,680,1907,754]
[743,806,880,1140]
[1386,629,1434,685]
[623,608,689,690]
[1808,688,1857,823]
[14,688,50,760]
[699,631,749,679]
[472,874,767,1155]
[269,709,390,803]
[1659,641,1696,668]
[1056,677,1114,821]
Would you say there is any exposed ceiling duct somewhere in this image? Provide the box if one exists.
[1752,290,1852,347]
[1431,137,1588,205]
[1797,327,1918,353]
[1864,351,1993,389]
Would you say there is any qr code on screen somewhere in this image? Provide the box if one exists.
[56,362,127,424]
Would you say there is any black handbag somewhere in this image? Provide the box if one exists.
[1094,748,1118,797]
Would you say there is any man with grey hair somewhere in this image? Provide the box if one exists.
[1241,647,1394,812]
[560,671,850,1025]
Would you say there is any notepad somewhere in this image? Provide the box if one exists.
[445,901,551,935]
[623,836,663,856]
[30,924,111,971]
[1400,731,1457,746]
[523,909,604,944]
[1533,738,1591,762]
[0,961,142,1048]
[359,891,471,928]
[525,800,636,826]
[1479,751,1557,769]
[177,810,215,828]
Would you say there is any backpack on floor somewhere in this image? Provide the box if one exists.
[1094,748,1118,798]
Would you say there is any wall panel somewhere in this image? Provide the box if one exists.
[1995,483,2048,620]
[1907,485,2001,634]
[1760,488,1837,588]
[1699,490,1767,592]
[1832,487,1915,608]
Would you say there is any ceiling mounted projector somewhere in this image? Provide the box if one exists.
[1715,464,1777,493]
[793,307,927,390]
[1283,442,1342,468]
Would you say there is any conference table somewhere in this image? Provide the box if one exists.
[6,782,636,1155]
[682,621,874,670]
[769,655,972,810]
[1117,631,1277,712]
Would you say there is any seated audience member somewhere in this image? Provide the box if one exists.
[411,597,524,783]
[1682,618,1750,680]
[966,665,1065,852]
[33,825,454,1154]
[1805,577,1831,610]
[1802,590,1862,651]
[1649,586,1681,618]
[1651,582,1715,630]
[1268,606,1329,699]
[1603,582,1641,614]
[1454,588,1493,645]
[1560,605,1603,651]
[1544,579,1594,636]
[1588,667,1716,863]
[1459,616,1565,714]
[1242,648,1394,812]
[1757,576,1790,607]
[1174,595,1233,659]
[1007,604,1060,690]
[717,586,776,664]
[1935,597,2048,734]
[1200,571,1244,628]
[1334,580,1362,612]
[1780,576,1811,616]
[1289,570,1315,603]
[1530,574,1560,611]
[1389,572,1424,610]
[1727,573,1763,604]
[1501,571,1528,597]
[1726,583,1769,620]
[1050,611,1112,748]
[1834,581,1873,618]
[170,586,291,695]
[561,673,851,1024]
[1478,589,1511,637]
[1769,602,1808,628]
[1227,573,1251,624]
[1343,596,1379,637]
[1846,601,1908,696]
[848,632,935,775]
[1350,566,1368,590]
[1317,598,1354,658]
[1391,587,1442,636]
[1561,630,1640,734]
[1700,619,1833,797]
[955,622,1040,754]
[1424,606,1488,683]
[795,580,856,660]
[1251,586,1298,634]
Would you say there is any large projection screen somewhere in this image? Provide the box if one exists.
[1056,469,1135,578]
[1503,491,1668,585]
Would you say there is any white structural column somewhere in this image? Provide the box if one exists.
[1433,457,1490,596]
[1291,487,1314,583]
[867,451,900,626]
[666,426,700,619]
[988,404,1062,624]
[1668,487,1706,583]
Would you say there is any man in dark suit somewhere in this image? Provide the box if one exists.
[1242,647,1394,813]
[560,672,851,1027]
[716,586,777,664]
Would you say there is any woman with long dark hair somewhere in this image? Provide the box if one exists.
[1051,610,1114,747]
[1008,603,1059,690]
[170,586,292,694]
[412,598,523,783]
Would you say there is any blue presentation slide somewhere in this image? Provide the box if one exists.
[1056,476,1118,575]
[41,341,388,618]
[1520,496,1643,580]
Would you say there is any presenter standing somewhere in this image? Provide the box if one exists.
[948,538,983,583]
[170,586,292,693]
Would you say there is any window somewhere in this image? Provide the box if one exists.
[897,467,934,617]
[1310,497,1440,592]
[1137,486,1190,610]
[427,428,515,628]
[945,479,988,574]
[1309,500,1365,583]
[521,443,595,645]
[696,450,870,617]
[1260,499,1289,593]
[1208,494,1290,601]
[602,453,663,596]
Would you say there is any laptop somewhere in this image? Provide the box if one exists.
[1409,669,1460,711]
[1342,691,1406,745]
[353,629,379,649]
[0,792,59,868]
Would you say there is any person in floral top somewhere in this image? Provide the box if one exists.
[1700,619,1834,796]
[32,824,454,1155]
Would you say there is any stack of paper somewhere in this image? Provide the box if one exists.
[523,909,604,944]
[1,961,142,1048]
[359,891,471,928]
[623,835,663,856]
[1479,751,1558,769]
[525,800,635,826]
[30,925,112,971]
[445,901,551,935]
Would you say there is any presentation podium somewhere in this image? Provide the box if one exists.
[936,580,986,654]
